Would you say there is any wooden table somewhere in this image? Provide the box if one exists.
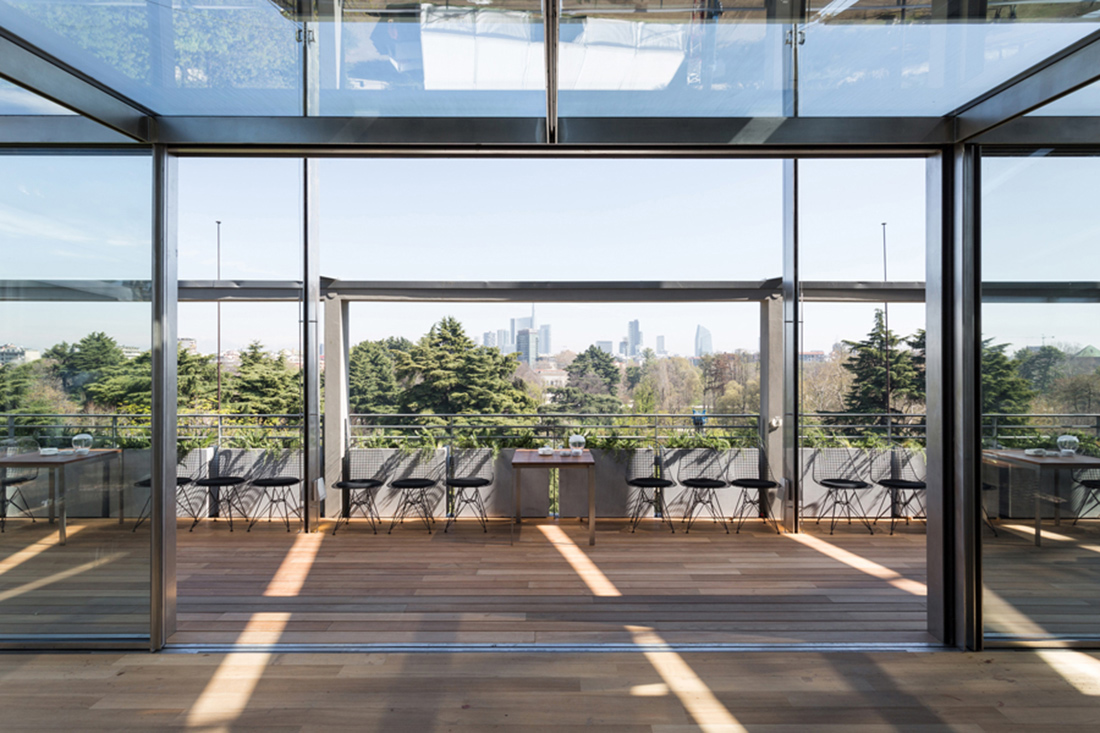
[0,449,122,545]
[982,449,1100,546]
[512,449,597,546]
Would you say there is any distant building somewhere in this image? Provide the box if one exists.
[596,340,613,355]
[516,328,539,367]
[618,339,628,356]
[538,324,552,356]
[1073,345,1100,371]
[510,316,533,348]
[627,320,642,357]
[535,368,568,390]
[656,335,666,355]
[483,331,496,348]
[694,325,712,357]
[0,344,40,366]
[178,337,198,353]
[121,345,144,360]
[800,351,827,362]
[497,329,511,353]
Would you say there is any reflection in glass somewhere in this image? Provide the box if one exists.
[1028,79,1100,116]
[981,152,1100,642]
[558,1,786,117]
[0,153,151,641]
[0,80,74,116]
[799,3,1100,116]
[316,0,546,116]
[0,0,302,115]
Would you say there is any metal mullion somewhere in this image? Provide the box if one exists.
[782,158,800,533]
[543,0,559,144]
[303,158,322,532]
[151,145,179,650]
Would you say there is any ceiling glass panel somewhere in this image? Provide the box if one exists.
[0,79,73,115]
[799,2,1100,116]
[557,0,787,117]
[0,0,303,115]
[1028,79,1100,116]
[314,0,546,117]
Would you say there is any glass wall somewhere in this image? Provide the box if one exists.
[0,151,151,641]
[981,152,1100,643]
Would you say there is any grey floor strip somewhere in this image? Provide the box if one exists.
[164,642,948,654]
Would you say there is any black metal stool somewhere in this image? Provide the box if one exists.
[627,448,675,533]
[132,476,194,532]
[248,476,302,532]
[332,479,382,535]
[728,445,781,534]
[445,449,493,533]
[192,476,247,531]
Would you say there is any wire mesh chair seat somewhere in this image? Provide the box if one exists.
[626,448,675,533]
[132,476,194,532]
[1073,469,1100,525]
[869,449,927,535]
[445,448,494,533]
[388,452,444,535]
[812,448,875,535]
[668,448,730,534]
[727,445,781,534]
[336,449,394,535]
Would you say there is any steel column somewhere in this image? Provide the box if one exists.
[323,297,350,517]
[781,158,800,533]
[150,145,178,650]
[760,295,786,522]
[302,159,322,531]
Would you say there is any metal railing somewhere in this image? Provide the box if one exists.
[3,413,304,449]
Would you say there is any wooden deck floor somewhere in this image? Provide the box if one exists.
[3,648,1100,731]
[172,517,933,646]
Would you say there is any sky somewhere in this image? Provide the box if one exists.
[1,153,1097,360]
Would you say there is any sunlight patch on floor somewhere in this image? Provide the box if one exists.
[0,551,119,604]
[0,526,85,577]
[784,532,926,596]
[263,532,324,597]
[537,524,620,597]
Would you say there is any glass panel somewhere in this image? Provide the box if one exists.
[799,3,1100,116]
[0,79,74,115]
[0,0,303,115]
[1028,79,1100,116]
[314,0,546,117]
[557,0,787,117]
[319,158,783,281]
[0,152,151,641]
[981,152,1100,643]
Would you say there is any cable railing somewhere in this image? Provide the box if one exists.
[4,412,1099,453]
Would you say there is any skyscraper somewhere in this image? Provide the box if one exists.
[618,339,628,356]
[510,316,533,347]
[627,320,642,356]
[596,340,613,354]
[695,325,713,357]
[497,329,510,353]
[656,335,666,355]
[516,328,538,367]
[483,331,496,348]
[538,324,551,356]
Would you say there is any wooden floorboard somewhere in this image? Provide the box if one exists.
[2,649,1100,731]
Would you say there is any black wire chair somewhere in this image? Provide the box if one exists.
[1073,468,1100,526]
[245,450,302,532]
[445,448,494,533]
[727,444,781,534]
[669,448,731,534]
[132,476,194,532]
[812,448,875,535]
[387,450,445,534]
[626,447,675,533]
[1,437,38,533]
[869,448,927,535]
[191,449,249,532]
[334,448,397,535]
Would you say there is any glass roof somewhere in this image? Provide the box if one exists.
[0,79,73,115]
[0,0,1096,119]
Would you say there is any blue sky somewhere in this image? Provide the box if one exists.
[1,153,1095,359]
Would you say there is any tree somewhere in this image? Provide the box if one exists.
[981,339,1033,417]
[839,310,922,422]
[1051,372,1100,414]
[225,342,301,415]
[395,317,536,414]
[541,387,623,414]
[1014,345,1066,395]
[348,340,400,414]
[45,332,125,403]
[636,355,703,414]
[566,345,620,395]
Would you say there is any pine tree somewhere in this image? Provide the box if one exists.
[348,340,400,414]
[566,345,620,395]
[226,342,302,415]
[839,310,922,424]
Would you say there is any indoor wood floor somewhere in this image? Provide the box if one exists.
[3,649,1100,731]
[172,517,933,646]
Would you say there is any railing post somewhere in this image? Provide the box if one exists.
[6,414,13,439]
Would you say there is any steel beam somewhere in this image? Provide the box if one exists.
[955,30,1100,141]
[150,145,178,650]
[972,116,1100,147]
[0,32,150,141]
[0,116,135,145]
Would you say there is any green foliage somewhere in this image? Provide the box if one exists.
[348,340,401,414]
[839,310,922,421]
[395,317,536,415]
[566,345,620,395]
[225,341,301,415]
[45,332,125,404]
[541,386,623,414]
[1014,345,1066,394]
[981,339,1034,419]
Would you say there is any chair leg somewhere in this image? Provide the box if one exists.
[133,495,151,532]
[629,489,650,533]
[1073,489,1100,526]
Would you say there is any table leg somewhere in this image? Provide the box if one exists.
[1053,468,1062,527]
[588,465,595,546]
[512,466,520,546]
[1034,493,1042,548]
[48,468,56,524]
[59,466,67,546]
